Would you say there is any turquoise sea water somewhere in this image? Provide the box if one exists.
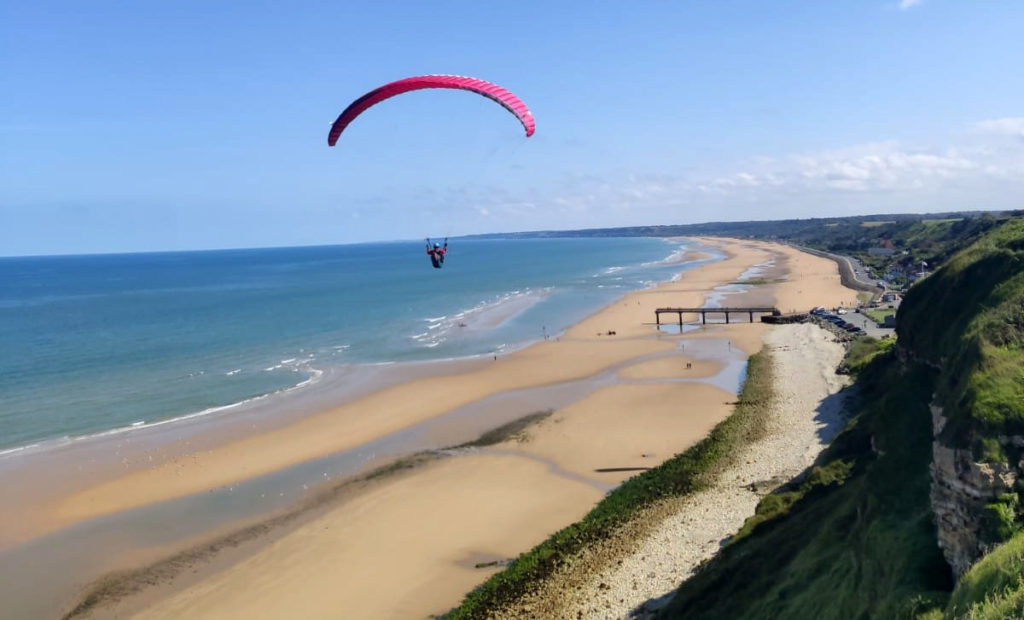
[0,237,701,452]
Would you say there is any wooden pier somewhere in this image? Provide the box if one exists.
[655,306,780,326]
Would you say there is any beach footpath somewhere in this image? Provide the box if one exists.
[22,237,857,619]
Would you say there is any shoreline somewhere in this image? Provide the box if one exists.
[0,237,701,460]
[47,242,738,530]
[4,237,857,619]
[0,238,712,468]
[119,238,854,620]
[0,238,717,548]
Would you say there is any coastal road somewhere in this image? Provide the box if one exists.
[787,244,882,299]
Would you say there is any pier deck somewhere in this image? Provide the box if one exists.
[655,306,780,325]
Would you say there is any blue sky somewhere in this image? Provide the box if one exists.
[2,1,1023,255]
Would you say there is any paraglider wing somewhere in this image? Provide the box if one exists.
[328,75,535,145]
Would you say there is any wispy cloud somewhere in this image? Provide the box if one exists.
[445,117,1024,231]
[394,116,1024,237]
[899,0,925,10]
[974,117,1024,139]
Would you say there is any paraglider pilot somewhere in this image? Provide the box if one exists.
[426,238,448,269]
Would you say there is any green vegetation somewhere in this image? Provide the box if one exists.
[470,211,1014,247]
[945,532,1024,619]
[844,335,896,375]
[443,351,776,619]
[897,217,1024,446]
[659,341,952,619]
[471,211,1015,286]
[864,307,897,324]
[980,498,1019,545]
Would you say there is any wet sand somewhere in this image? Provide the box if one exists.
[49,239,777,531]
[3,237,857,619]
[131,454,605,620]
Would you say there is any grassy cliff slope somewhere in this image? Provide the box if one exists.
[944,531,1024,619]
[897,217,1024,450]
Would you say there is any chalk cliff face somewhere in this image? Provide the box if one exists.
[929,404,1021,577]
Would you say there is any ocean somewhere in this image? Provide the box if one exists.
[0,237,704,453]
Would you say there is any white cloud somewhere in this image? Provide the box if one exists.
[413,117,1024,235]
[899,0,925,10]
[531,119,1024,226]
[974,118,1024,139]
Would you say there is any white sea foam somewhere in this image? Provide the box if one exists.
[0,441,44,458]
[642,246,691,267]
[0,361,327,461]
[736,260,775,282]
[410,288,552,348]
[1,239,727,461]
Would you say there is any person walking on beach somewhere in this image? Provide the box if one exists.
[426,238,448,269]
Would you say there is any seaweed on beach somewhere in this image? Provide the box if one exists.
[62,514,294,619]
[454,410,554,449]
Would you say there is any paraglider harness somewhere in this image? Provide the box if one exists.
[426,238,448,269]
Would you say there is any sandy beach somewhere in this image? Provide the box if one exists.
[3,237,858,619]
[497,322,852,619]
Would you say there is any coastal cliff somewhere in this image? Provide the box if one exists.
[897,217,1024,580]
[928,405,1020,578]
[658,217,1024,619]
[438,220,1024,619]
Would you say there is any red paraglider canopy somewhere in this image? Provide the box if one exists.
[328,75,535,145]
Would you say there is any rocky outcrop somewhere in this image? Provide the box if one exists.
[930,404,1020,578]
